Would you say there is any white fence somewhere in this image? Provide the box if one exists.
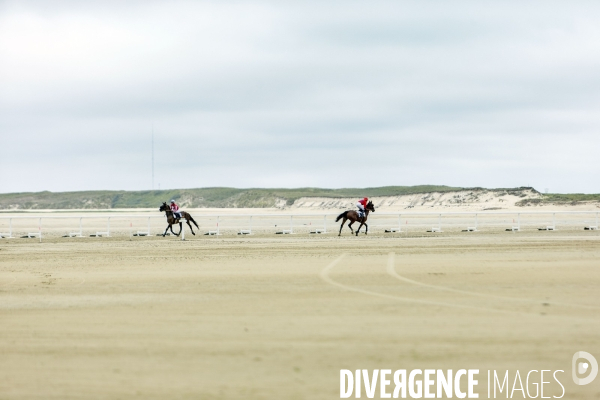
[0,211,598,240]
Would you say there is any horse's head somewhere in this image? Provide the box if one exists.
[366,200,375,212]
[159,202,169,212]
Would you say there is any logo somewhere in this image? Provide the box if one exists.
[572,351,598,385]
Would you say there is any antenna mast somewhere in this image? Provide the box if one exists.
[152,124,154,190]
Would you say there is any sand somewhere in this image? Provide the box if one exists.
[1,230,599,399]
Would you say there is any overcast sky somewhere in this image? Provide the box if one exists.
[1,1,599,193]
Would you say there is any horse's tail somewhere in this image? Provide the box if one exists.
[336,211,348,222]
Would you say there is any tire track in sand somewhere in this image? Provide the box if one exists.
[319,254,527,315]
[386,252,600,311]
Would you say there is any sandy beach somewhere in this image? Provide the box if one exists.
[1,231,599,399]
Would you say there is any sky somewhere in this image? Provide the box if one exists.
[1,1,600,194]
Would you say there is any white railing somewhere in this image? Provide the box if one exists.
[0,211,598,240]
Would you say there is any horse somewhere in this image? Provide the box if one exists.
[159,202,200,237]
[335,200,375,236]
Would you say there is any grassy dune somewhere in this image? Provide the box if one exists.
[0,186,462,209]
[1,186,597,210]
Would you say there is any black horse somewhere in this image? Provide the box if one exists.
[159,202,199,237]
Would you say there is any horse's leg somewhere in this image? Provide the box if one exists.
[169,219,180,236]
[338,218,346,236]
[166,218,176,236]
[187,220,195,235]
[163,225,169,237]
[348,221,355,234]
[178,222,183,236]
[355,222,364,236]
[365,223,368,235]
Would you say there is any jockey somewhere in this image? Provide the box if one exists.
[356,197,368,218]
[170,200,182,219]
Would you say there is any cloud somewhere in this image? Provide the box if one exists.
[1,0,600,193]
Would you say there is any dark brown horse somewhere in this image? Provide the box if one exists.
[159,202,199,237]
[336,200,375,236]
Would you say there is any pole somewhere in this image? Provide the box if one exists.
[147,217,151,236]
[107,217,111,237]
[475,213,478,231]
[152,124,154,190]
[290,215,293,234]
[323,215,327,233]
[39,217,42,243]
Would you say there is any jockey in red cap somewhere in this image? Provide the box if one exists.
[357,197,368,218]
